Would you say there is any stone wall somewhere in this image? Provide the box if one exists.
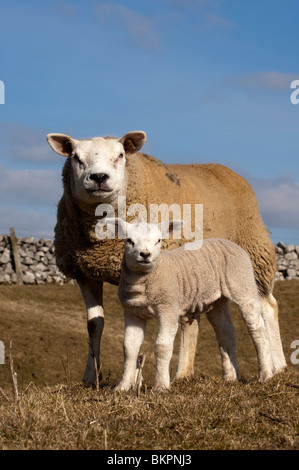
[0,234,298,284]
[275,242,299,281]
[0,235,68,285]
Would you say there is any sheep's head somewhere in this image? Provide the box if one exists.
[106,218,183,273]
[46,131,146,204]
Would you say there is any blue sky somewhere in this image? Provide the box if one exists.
[0,0,299,243]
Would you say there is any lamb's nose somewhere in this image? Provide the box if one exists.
[140,252,150,260]
[90,173,109,184]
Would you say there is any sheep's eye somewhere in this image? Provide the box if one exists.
[114,153,124,164]
[74,154,84,169]
[126,238,134,246]
[156,239,161,245]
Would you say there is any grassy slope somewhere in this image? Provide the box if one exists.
[0,281,298,450]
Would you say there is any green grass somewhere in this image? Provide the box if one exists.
[0,281,298,450]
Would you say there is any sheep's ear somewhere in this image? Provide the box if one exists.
[46,133,78,157]
[119,131,147,155]
[105,217,128,239]
[160,220,184,238]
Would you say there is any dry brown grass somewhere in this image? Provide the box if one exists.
[0,281,298,450]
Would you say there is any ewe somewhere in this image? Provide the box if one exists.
[109,218,274,391]
[46,130,286,385]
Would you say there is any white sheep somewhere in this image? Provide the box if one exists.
[46,130,286,385]
[107,218,274,391]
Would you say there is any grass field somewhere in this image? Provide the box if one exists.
[0,281,298,450]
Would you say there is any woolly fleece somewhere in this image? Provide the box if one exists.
[55,151,276,296]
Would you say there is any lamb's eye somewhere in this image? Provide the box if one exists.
[156,239,161,245]
[126,238,134,246]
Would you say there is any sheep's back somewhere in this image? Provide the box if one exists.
[160,239,254,314]
[55,153,275,294]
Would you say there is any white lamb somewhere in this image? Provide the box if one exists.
[106,218,275,391]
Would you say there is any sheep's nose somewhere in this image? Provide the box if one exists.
[89,173,109,184]
[140,252,151,260]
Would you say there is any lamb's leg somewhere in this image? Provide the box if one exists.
[238,299,274,382]
[115,311,146,392]
[174,316,199,380]
[206,299,239,381]
[78,279,104,385]
[259,294,287,373]
[153,313,179,391]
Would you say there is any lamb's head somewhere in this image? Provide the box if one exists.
[46,131,146,204]
[106,218,183,273]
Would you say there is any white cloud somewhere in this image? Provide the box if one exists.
[232,72,298,91]
[0,164,62,207]
[162,0,234,30]
[250,175,299,229]
[0,122,60,164]
[0,205,56,239]
[203,12,234,29]
[51,2,77,18]
[95,3,161,51]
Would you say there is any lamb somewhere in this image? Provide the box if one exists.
[111,217,274,391]
[46,130,286,385]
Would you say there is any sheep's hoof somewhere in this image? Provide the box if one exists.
[82,371,102,387]
[223,372,239,382]
[152,384,170,393]
[258,370,274,383]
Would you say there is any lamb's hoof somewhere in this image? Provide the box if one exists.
[114,383,134,392]
[174,370,194,381]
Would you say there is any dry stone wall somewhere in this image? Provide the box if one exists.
[0,235,68,285]
[275,242,299,281]
[0,234,298,284]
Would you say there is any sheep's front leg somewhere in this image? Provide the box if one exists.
[115,311,146,392]
[78,279,104,385]
[153,312,179,391]
[175,316,199,380]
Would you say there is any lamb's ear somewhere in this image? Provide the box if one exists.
[105,217,128,239]
[160,220,184,238]
[46,133,78,157]
[119,131,147,155]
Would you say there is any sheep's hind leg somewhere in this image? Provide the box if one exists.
[259,294,287,374]
[238,299,274,382]
[115,312,146,392]
[78,279,104,386]
[174,316,199,381]
[206,299,239,381]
